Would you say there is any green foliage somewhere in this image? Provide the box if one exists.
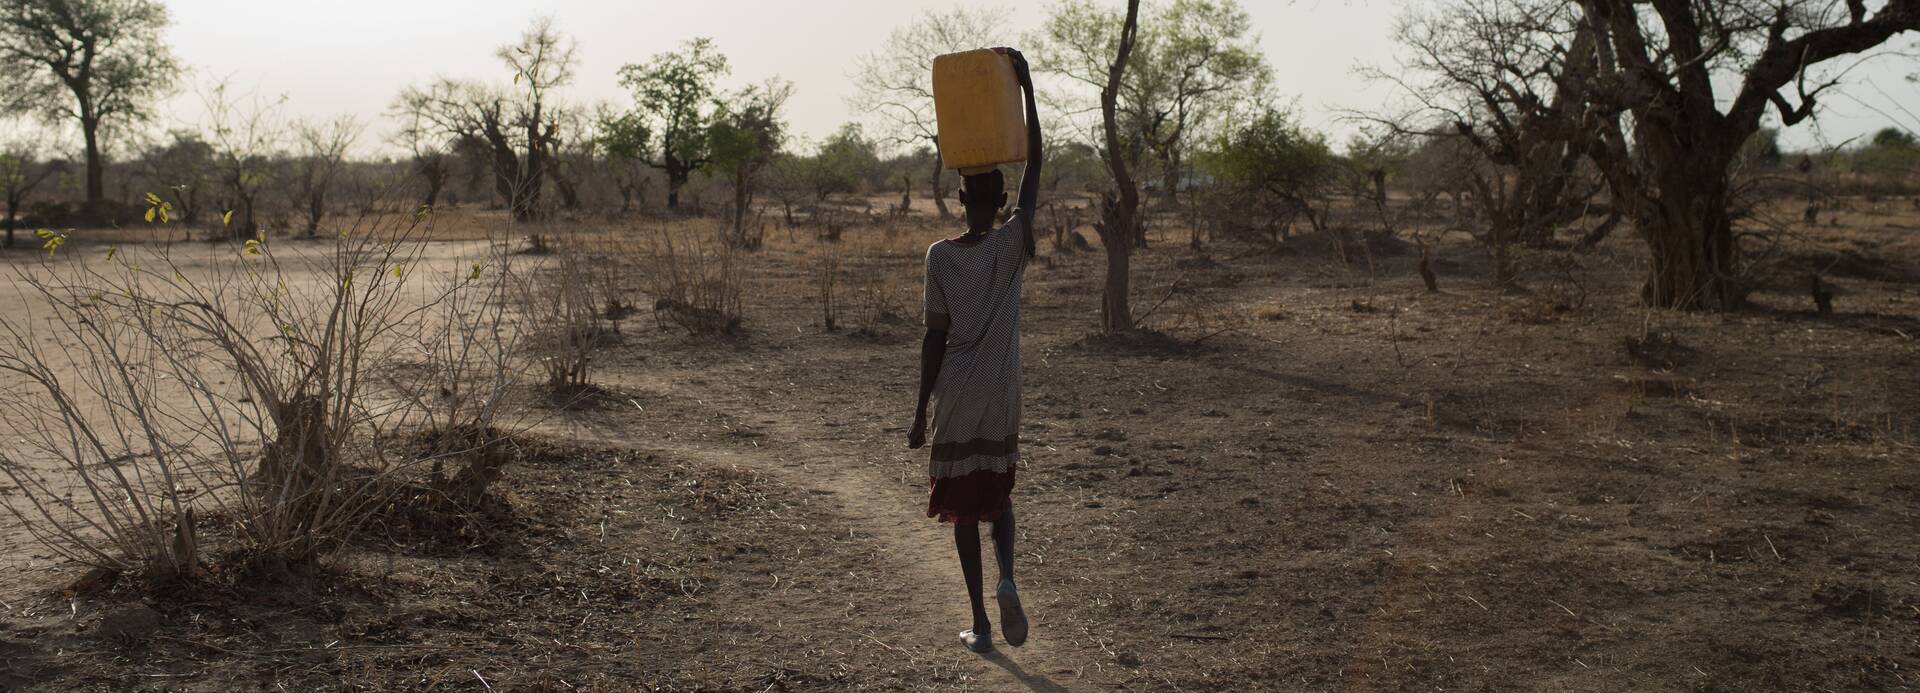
[33,228,63,257]
[142,191,171,224]
[1854,126,1920,184]
[1203,108,1334,196]
[1198,107,1334,238]
[616,37,731,174]
[802,123,880,201]
[1028,0,1270,180]
[1872,127,1917,149]
[594,109,652,165]
[707,80,794,180]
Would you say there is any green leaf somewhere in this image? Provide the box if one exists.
[106,246,117,261]
[37,230,66,258]
[469,263,483,280]
[145,192,162,205]
[391,264,404,279]
[144,208,156,223]
[222,210,235,226]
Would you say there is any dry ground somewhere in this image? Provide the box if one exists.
[0,198,1916,691]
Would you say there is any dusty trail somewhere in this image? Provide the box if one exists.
[555,365,1086,690]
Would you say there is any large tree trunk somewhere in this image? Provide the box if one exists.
[1602,107,1746,310]
[929,141,952,220]
[1637,167,1741,309]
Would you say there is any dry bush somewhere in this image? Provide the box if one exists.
[382,237,523,505]
[843,235,914,334]
[814,244,841,332]
[511,229,611,391]
[0,205,472,581]
[646,221,744,335]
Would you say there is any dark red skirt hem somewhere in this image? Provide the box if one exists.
[927,465,1017,525]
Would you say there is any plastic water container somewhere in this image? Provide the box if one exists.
[932,49,1028,174]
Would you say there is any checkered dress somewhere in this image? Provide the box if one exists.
[923,217,1028,524]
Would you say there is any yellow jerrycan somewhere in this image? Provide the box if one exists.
[931,48,1029,174]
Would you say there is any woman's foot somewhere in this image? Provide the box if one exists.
[959,628,993,653]
[996,578,1029,647]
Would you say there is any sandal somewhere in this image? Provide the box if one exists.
[996,579,1029,647]
[960,627,993,653]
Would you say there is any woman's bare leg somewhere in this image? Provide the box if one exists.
[954,522,992,637]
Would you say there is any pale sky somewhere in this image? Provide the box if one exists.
[154,0,1918,158]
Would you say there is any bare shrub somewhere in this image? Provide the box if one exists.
[511,227,610,391]
[382,236,523,505]
[815,244,841,332]
[647,221,744,335]
[844,236,912,334]
[0,204,463,581]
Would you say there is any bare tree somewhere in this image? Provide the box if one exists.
[393,105,453,211]
[1371,0,1618,269]
[0,0,180,209]
[1031,0,1269,248]
[290,116,363,237]
[496,16,575,219]
[393,17,575,223]
[851,7,1008,220]
[1574,0,1920,309]
[203,82,285,240]
[1099,0,1143,332]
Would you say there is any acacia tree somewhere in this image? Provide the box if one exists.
[495,16,574,220]
[708,79,794,248]
[1122,0,1268,213]
[0,0,179,209]
[851,7,1007,219]
[1574,0,1920,309]
[289,116,362,236]
[617,38,730,210]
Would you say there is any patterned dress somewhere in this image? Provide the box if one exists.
[923,216,1028,524]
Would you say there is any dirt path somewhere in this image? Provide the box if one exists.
[551,362,1086,690]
